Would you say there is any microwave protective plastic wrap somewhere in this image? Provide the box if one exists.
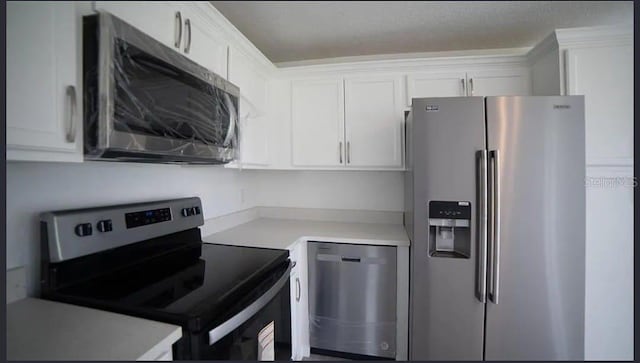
[83,12,240,164]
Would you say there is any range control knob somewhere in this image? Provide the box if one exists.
[181,208,191,217]
[97,219,113,233]
[74,223,92,237]
[191,206,201,215]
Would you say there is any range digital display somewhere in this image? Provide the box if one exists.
[125,208,172,229]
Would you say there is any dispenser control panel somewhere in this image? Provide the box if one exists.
[429,201,471,220]
[428,201,471,259]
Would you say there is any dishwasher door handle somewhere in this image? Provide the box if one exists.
[341,257,361,262]
[316,253,387,265]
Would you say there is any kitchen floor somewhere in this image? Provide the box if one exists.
[304,353,349,361]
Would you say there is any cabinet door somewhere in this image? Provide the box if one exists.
[7,1,82,161]
[465,69,531,97]
[291,79,345,167]
[229,47,268,114]
[406,71,467,106]
[238,111,270,166]
[182,14,228,77]
[344,75,404,168]
[288,241,310,360]
[289,265,301,361]
[94,1,180,51]
[565,46,633,165]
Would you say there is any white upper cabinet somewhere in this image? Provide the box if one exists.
[344,76,404,168]
[7,1,82,162]
[94,1,178,49]
[465,68,531,96]
[565,45,633,165]
[228,47,270,166]
[228,47,268,114]
[406,68,530,104]
[180,8,228,77]
[95,1,228,77]
[291,79,345,167]
[406,71,467,106]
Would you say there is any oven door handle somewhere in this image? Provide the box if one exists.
[222,93,237,147]
[208,262,292,345]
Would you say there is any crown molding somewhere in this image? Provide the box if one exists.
[555,24,633,49]
[275,48,531,77]
[194,2,277,75]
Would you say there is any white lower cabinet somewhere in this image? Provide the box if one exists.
[6,1,83,162]
[288,241,310,360]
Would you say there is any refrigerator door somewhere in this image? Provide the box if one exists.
[484,96,585,360]
[409,97,486,360]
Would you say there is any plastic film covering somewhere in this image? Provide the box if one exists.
[83,12,240,164]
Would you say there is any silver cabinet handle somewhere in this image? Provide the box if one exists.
[184,18,192,54]
[488,149,501,304]
[339,141,343,164]
[346,141,351,164]
[65,86,77,143]
[174,11,182,48]
[295,277,301,302]
[469,78,474,96]
[461,78,466,96]
[476,150,488,303]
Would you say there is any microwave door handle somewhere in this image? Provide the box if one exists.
[222,93,236,147]
[208,262,292,345]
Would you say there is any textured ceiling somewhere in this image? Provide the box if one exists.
[210,1,633,63]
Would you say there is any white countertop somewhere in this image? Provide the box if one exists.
[203,217,410,249]
[7,298,182,361]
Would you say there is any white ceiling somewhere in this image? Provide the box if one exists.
[210,1,633,64]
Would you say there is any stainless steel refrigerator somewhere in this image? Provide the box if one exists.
[405,96,585,360]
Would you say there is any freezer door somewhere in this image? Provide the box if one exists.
[484,96,585,360]
[409,97,486,360]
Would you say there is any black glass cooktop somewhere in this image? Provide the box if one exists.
[46,232,289,332]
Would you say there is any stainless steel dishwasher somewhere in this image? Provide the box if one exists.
[308,241,397,359]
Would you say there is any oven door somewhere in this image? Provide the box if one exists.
[84,12,239,164]
[196,261,292,360]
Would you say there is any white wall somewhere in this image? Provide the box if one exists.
[6,163,405,297]
[563,42,634,361]
[6,161,257,296]
[254,170,404,211]
[584,167,634,361]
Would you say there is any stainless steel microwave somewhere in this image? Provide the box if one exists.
[83,12,239,164]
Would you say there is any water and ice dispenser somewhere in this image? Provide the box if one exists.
[428,201,471,258]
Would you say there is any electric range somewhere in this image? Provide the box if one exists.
[40,197,292,360]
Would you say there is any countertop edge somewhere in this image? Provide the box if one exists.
[136,326,183,361]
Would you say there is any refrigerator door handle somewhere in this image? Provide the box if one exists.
[476,150,488,303]
[488,149,501,304]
